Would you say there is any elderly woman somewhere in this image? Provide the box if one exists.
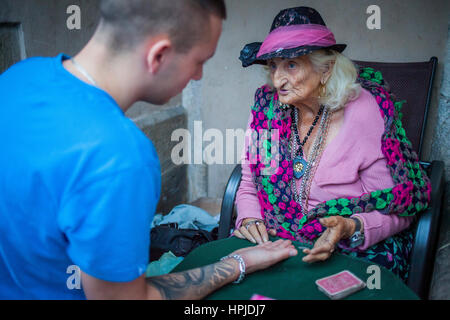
[233,7,431,281]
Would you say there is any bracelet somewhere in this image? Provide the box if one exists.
[220,254,246,284]
[350,216,364,234]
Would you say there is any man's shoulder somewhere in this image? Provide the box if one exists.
[72,109,158,171]
[1,56,53,81]
[0,55,64,101]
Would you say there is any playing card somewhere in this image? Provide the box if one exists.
[315,270,366,300]
[250,294,275,300]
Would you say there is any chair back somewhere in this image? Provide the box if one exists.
[350,58,440,299]
[352,57,437,158]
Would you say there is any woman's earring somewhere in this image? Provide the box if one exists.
[318,82,327,99]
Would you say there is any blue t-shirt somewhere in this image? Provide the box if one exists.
[0,54,161,299]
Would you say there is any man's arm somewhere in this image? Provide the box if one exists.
[81,239,298,300]
[145,258,239,299]
[81,259,239,300]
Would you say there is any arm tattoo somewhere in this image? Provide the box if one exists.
[146,259,238,300]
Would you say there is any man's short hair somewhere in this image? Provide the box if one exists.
[99,0,226,53]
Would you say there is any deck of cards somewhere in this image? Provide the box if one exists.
[315,270,366,300]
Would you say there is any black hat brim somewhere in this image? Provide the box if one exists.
[239,43,347,68]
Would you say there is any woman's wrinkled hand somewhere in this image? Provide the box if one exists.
[233,218,277,244]
[302,216,356,263]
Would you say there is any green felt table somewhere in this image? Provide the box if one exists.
[171,237,419,300]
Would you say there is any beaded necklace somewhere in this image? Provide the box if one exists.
[290,105,331,214]
[291,105,324,179]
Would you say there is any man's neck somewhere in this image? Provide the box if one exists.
[63,41,138,112]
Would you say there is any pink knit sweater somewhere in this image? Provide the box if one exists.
[235,88,414,250]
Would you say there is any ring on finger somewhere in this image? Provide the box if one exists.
[244,219,262,230]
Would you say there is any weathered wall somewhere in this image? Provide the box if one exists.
[431,22,450,181]
[195,0,450,198]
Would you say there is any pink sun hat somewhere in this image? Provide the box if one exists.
[239,6,346,68]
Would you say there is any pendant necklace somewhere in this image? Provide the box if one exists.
[291,105,324,179]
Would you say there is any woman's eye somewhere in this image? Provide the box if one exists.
[288,62,296,69]
[269,62,276,70]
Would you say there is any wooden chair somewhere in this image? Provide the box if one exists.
[217,57,445,300]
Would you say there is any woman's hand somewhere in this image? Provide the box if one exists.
[233,218,277,244]
[302,216,356,263]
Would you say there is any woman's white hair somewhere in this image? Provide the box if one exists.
[308,49,361,111]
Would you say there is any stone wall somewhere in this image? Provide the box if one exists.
[431,23,450,182]
[128,101,188,214]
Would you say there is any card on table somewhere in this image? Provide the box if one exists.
[250,294,275,300]
[315,270,366,300]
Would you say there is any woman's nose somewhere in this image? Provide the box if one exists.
[272,68,286,88]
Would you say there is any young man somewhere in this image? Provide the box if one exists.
[0,0,297,299]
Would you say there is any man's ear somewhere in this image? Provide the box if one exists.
[146,37,173,75]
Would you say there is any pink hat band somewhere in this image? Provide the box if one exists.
[256,24,337,58]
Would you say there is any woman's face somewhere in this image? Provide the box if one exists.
[268,56,322,107]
